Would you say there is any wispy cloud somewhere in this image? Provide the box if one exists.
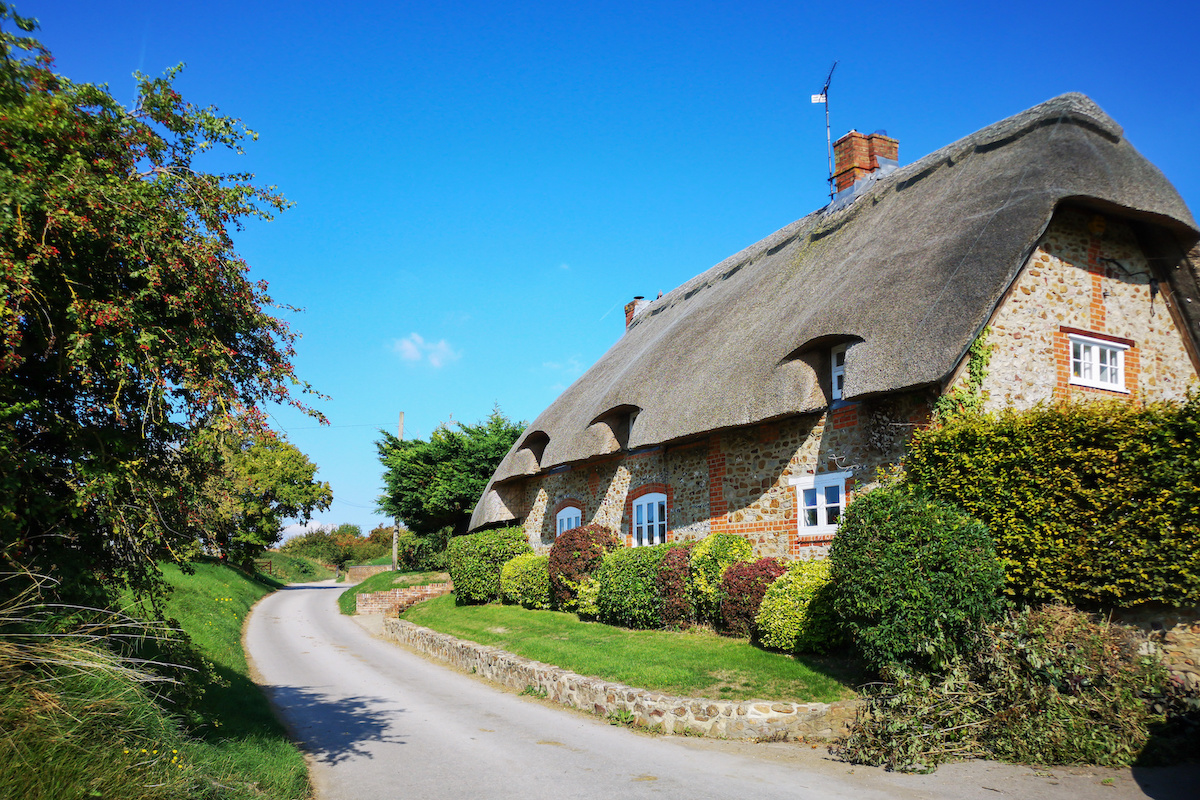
[559,262,571,270]
[542,355,584,376]
[393,333,462,367]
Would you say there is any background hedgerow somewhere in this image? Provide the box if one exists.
[754,559,842,654]
[657,543,694,629]
[446,526,531,604]
[689,533,752,625]
[830,484,1006,671]
[547,524,621,611]
[834,605,1183,772]
[595,544,676,629]
[904,396,1200,608]
[718,557,787,637]
[500,553,552,610]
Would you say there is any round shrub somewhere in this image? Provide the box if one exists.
[446,526,531,604]
[718,557,787,637]
[547,523,621,610]
[689,533,752,624]
[657,542,694,629]
[829,485,1005,671]
[500,553,551,610]
[754,558,843,654]
[594,544,674,629]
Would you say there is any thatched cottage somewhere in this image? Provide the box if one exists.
[469,93,1200,559]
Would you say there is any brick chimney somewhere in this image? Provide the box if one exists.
[624,296,649,329]
[832,130,899,193]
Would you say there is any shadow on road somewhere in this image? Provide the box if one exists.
[265,684,408,764]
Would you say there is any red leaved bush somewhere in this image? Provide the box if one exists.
[547,524,621,609]
[657,542,694,629]
[718,557,787,637]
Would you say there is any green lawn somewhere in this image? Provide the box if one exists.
[403,594,860,704]
[257,550,334,582]
[337,570,450,615]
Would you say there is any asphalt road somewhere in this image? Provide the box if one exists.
[243,581,1197,800]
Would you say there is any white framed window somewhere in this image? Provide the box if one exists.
[831,345,847,400]
[789,471,851,537]
[632,492,667,547]
[1069,333,1129,393]
[555,506,582,537]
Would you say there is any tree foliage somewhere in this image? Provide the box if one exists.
[376,408,523,535]
[200,430,331,563]
[0,10,321,602]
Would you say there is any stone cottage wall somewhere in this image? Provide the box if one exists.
[514,391,928,560]
[961,206,1198,409]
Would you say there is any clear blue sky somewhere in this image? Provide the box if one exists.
[36,0,1200,534]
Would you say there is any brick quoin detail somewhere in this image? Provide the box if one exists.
[552,497,585,518]
[707,435,728,534]
[831,404,859,430]
[624,482,674,546]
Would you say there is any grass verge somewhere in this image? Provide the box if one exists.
[402,594,860,704]
[257,551,334,582]
[337,570,449,615]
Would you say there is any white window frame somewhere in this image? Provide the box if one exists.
[1068,333,1129,393]
[631,492,667,547]
[789,471,851,538]
[555,506,582,537]
[831,344,847,400]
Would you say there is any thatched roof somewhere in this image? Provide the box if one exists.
[471,93,1200,530]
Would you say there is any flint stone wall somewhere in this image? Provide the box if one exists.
[346,564,394,583]
[382,617,858,741]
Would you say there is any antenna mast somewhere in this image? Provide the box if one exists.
[812,61,838,200]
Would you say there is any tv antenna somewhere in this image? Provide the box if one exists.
[812,61,837,200]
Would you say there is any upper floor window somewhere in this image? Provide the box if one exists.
[789,471,851,538]
[1069,333,1128,392]
[556,506,582,537]
[831,344,847,400]
[632,492,667,547]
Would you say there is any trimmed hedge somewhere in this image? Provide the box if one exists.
[657,543,694,629]
[905,397,1200,608]
[547,524,621,611]
[829,485,1005,671]
[595,544,675,629]
[718,557,787,637]
[500,553,551,610]
[754,559,842,654]
[446,526,531,604]
[689,533,752,624]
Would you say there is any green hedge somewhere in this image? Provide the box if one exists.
[829,485,1005,671]
[905,397,1200,608]
[446,527,531,604]
[688,533,751,624]
[595,544,675,629]
[500,553,551,610]
[754,559,842,654]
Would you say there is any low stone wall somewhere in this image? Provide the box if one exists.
[357,583,453,615]
[1111,604,1200,692]
[381,617,858,741]
[346,564,393,583]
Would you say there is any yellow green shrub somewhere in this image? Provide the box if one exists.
[905,396,1200,608]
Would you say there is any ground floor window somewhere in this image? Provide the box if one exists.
[632,492,667,547]
[556,506,582,536]
[789,471,851,537]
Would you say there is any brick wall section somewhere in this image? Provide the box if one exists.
[356,582,453,615]
[965,206,1198,409]
[346,564,394,583]
[382,617,859,740]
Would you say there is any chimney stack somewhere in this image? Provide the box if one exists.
[624,296,649,330]
[832,130,898,193]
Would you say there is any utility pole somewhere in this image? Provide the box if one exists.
[392,411,404,572]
